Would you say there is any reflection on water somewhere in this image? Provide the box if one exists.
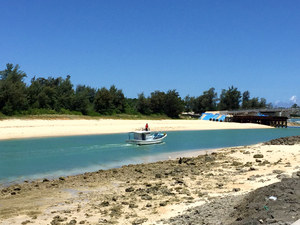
[0,128,299,185]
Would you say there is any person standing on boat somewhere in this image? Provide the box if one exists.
[145,123,149,131]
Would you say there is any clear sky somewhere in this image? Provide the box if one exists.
[1,0,299,107]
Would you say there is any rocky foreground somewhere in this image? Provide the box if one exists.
[1,136,300,225]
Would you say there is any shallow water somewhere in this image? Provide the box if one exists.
[0,128,299,186]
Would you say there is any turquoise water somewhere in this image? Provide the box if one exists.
[0,128,300,186]
[290,118,300,124]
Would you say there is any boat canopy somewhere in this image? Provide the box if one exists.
[128,131,151,140]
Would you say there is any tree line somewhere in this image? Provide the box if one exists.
[0,64,271,118]
[184,87,271,114]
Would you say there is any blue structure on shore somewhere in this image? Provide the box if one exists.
[199,113,227,122]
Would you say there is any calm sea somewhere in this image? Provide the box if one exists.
[289,118,300,124]
[0,128,300,186]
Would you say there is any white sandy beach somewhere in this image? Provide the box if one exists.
[0,118,271,140]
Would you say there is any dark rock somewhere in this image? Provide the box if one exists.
[178,157,182,164]
[155,174,162,178]
[232,161,243,166]
[132,218,148,225]
[264,135,300,145]
[141,194,152,200]
[292,171,300,178]
[125,187,135,192]
[100,201,109,207]
[159,201,167,206]
[244,162,253,167]
[247,176,256,181]
[174,178,185,184]
[253,154,264,159]
[273,170,284,174]
[129,203,138,208]
[51,215,67,224]
[216,183,224,188]
[205,155,215,162]
[276,174,290,180]
[233,188,241,192]
[135,168,142,173]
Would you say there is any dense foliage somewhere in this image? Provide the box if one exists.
[0,63,271,117]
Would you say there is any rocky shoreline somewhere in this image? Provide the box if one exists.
[1,136,300,225]
[264,135,300,145]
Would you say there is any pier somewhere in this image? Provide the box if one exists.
[232,115,288,128]
[197,109,291,128]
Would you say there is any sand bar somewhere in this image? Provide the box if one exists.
[0,118,271,140]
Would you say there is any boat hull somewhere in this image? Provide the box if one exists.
[126,134,167,145]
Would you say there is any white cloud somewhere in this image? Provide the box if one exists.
[290,95,297,103]
[274,96,299,107]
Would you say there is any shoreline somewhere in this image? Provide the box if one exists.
[0,118,271,140]
[1,137,300,224]
[1,119,300,224]
[0,147,219,188]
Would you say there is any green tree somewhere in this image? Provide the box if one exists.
[241,91,251,109]
[218,86,241,110]
[164,89,184,118]
[72,84,91,115]
[184,95,194,112]
[0,64,28,115]
[27,76,74,111]
[149,90,166,114]
[27,77,55,110]
[259,98,267,108]
[189,88,218,113]
[241,91,268,109]
[109,85,126,114]
[94,87,114,115]
[27,76,42,109]
[124,98,138,114]
[200,87,218,112]
[249,97,260,109]
[136,92,151,115]
[56,75,74,111]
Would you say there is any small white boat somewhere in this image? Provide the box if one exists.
[126,130,167,145]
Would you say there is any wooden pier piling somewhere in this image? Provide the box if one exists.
[232,115,288,128]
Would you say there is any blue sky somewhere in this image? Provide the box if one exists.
[1,0,299,107]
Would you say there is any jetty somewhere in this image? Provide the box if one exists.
[231,115,288,128]
[196,109,291,128]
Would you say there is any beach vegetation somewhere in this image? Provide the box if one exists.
[60,108,83,116]
[218,86,241,110]
[241,91,267,109]
[0,63,273,118]
[23,108,57,115]
[0,63,28,115]
[186,87,218,113]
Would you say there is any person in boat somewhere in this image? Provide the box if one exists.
[145,123,149,131]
